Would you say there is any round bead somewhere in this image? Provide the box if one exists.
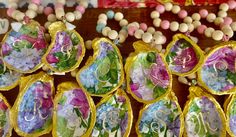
[55,9,65,20]
[98,13,107,20]
[26,9,37,19]
[152,34,166,45]
[80,0,89,8]
[223,17,233,25]
[199,9,208,18]
[106,10,115,19]
[150,11,160,19]
[71,69,78,77]
[96,23,106,33]
[15,12,25,21]
[184,16,193,23]
[212,30,224,41]
[134,29,144,39]
[221,25,231,30]
[192,13,201,21]
[118,34,126,43]
[44,7,53,16]
[222,27,234,38]
[171,5,181,14]
[28,3,38,11]
[129,22,140,28]
[108,30,118,40]
[192,20,201,28]
[32,0,41,5]
[44,21,52,30]
[179,23,188,33]
[142,32,153,43]
[42,65,49,71]
[8,2,17,8]
[155,5,165,13]
[97,18,107,25]
[219,3,229,11]
[57,0,66,4]
[102,27,111,36]
[147,27,155,34]
[153,31,163,36]
[153,18,161,27]
[218,10,227,18]
[128,26,138,36]
[119,29,128,37]
[164,2,173,11]
[230,22,236,31]
[76,5,85,14]
[228,0,236,9]
[55,3,64,9]
[178,10,187,19]
[114,12,124,21]
[37,5,44,14]
[160,20,170,30]
[204,27,214,37]
[170,21,179,31]
[119,19,128,27]
[65,12,75,22]
[214,17,224,25]
[7,8,15,17]
[47,14,57,22]
[187,23,195,32]
[74,11,82,20]
[197,25,207,34]
[140,23,147,31]
[85,40,92,49]
[155,44,162,52]
[206,13,216,22]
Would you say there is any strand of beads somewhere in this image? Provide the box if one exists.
[96,10,129,44]
[7,0,43,21]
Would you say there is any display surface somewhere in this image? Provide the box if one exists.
[0,5,235,136]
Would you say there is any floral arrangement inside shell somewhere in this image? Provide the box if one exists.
[53,82,96,137]
[1,20,47,73]
[125,41,172,104]
[136,92,184,137]
[77,38,124,97]
[42,21,85,73]
[165,34,204,76]
[198,41,236,95]
[91,89,133,137]
[183,86,226,137]
[10,72,54,137]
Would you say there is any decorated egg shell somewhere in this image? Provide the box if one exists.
[53,82,96,137]
[77,38,124,97]
[1,20,47,73]
[125,41,172,104]
[0,58,21,91]
[224,95,236,136]
[10,72,54,137]
[165,34,204,76]
[136,92,184,137]
[42,21,85,73]
[198,41,236,95]
[91,89,133,137]
[183,86,226,137]
[0,93,13,137]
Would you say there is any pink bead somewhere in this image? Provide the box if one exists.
[228,0,236,9]
[55,3,64,9]
[199,9,208,18]
[140,23,147,31]
[128,26,138,36]
[197,25,207,34]
[7,8,15,17]
[76,5,85,14]
[155,5,165,14]
[44,7,53,15]
[161,20,170,30]
[224,17,233,25]
[178,10,187,19]
[32,0,41,5]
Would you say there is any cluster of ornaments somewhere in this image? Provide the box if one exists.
[0,0,236,137]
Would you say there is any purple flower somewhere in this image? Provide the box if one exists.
[120,112,128,136]
[1,43,12,56]
[230,115,236,135]
[117,96,126,103]
[168,116,180,136]
[130,83,142,98]
[149,63,169,88]
[70,89,90,119]
[222,84,234,91]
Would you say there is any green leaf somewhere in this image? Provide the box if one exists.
[103,131,109,137]
[0,64,4,74]
[111,125,119,132]
[73,108,82,117]
[189,102,201,113]
[57,116,74,137]
[119,110,126,119]
[109,69,118,84]
[227,71,236,85]
[97,57,111,78]
[58,95,67,105]
[71,33,80,45]
[146,52,156,63]
[87,114,91,128]
[146,79,155,89]
[168,113,175,122]
[153,86,166,98]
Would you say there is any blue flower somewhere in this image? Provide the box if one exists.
[79,64,98,88]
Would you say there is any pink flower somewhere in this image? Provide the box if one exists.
[130,83,142,98]
[33,39,47,50]
[149,63,169,88]
[222,84,234,91]
[0,101,8,111]
[117,96,126,103]
[19,35,37,44]
[46,54,59,63]
[2,43,12,56]
[70,89,90,119]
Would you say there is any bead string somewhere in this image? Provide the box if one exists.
[7,0,43,21]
